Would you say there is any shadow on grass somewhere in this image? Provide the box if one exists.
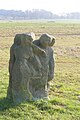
[0,97,66,115]
[0,97,34,112]
[0,97,16,111]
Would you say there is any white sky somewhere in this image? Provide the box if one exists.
[0,0,80,15]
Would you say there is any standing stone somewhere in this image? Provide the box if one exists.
[7,34,22,99]
[7,32,55,103]
[33,33,55,92]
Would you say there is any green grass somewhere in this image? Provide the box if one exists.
[0,20,80,120]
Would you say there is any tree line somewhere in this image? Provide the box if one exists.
[0,9,80,20]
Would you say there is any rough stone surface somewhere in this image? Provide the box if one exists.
[7,33,55,103]
[33,33,55,82]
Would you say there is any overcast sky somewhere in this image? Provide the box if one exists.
[0,0,80,15]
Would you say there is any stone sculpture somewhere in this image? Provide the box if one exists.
[33,33,55,91]
[7,32,55,103]
[7,34,22,99]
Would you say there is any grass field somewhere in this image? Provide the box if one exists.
[0,20,80,120]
